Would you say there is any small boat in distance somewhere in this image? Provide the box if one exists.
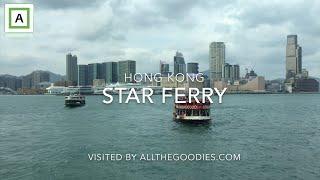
[65,68,86,107]
[65,94,86,107]
[173,96,211,122]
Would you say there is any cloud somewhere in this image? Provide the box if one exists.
[36,0,103,9]
[0,0,319,79]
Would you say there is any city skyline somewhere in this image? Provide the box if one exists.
[0,0,319,79]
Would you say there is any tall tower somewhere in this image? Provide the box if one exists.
[187,62,199,74]
[78,65,88,86]
[66,53,78,84]
[209,42,225,82]
[160,61,170,75]
[118,60,136,83]
[173,51,186,75]
[286,35,302,79]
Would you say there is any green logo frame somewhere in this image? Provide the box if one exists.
[8,8,30,29]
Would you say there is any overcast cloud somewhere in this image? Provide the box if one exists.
[0,0,319,79]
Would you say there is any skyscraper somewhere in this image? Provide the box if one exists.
[111,62,118,83]
[233,64,240,80]
[224,63,240,82]
[101,62,118,84]
[78,65,88,86]
[209,42,225,82]
[174,51,186,75]
[66,53,78,84]
[118,60,136,83]
[286,35,302,79]
[187,62,199,74]
[21,71,50,88]
[87,63,102,85]
[160,61,170,75]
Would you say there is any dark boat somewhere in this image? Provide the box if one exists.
[65,94,86,107]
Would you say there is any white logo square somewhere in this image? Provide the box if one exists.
[4,4,34,33]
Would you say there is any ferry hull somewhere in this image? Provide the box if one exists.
[65,100,85,107]
[174,115,211,123]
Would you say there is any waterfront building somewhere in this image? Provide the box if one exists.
[160,61,170,75]
[88,63,102,85]
[33,71,50,88]
[66,53,78,84]
[160,76,185,88]
[294,78,319,92]
[224,63,240,82]
[111,62,118,83]
[245,69,257,80]
[93,79,106,87]
[301,69,309,78]
[233,65,240,80]
[209,42,225,82]
[22,71,50,88]
[78,65,89,86]
[46,84,67,95]
[0,75,22,91]
[224,63,232,82]
[266,80,284,93]
[22,74,32,88]
[118,60,136,83]
[64,86,93,95]
[184,74,204,90]
[187,63,199,74]
[101,62,118,84]
[215,76,265,92]
[174,51,186,75]
[286,35,302,79]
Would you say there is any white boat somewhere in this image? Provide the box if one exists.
[65,94,86,107]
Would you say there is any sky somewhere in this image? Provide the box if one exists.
[0,0,319,79]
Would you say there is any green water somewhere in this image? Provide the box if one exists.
[0,94,319,179]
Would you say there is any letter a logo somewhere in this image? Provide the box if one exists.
[4,4,34,33]
[15,14,24,23]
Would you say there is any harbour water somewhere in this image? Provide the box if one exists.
[0,94,319,179]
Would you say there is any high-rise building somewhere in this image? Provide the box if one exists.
[233,64,240,80]
[209,42,225,82]
[21,71,50,88]
[286,35,302,79]
[101,62,112,84]
[33,71,50,88]
[118,60,136,83]
[224,63,232,81]
[66,53,78,84]
[88,63,102,85]
[78,65,88,86]
[174,51,186,75]
[111,62,118,83]
[101,62,118,84]
[301,69,308,78]
[160,61,170,75]
[0,75,22,91]
[224,63,240,82]
[187,62,199,74]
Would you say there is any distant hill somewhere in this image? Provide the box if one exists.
[0,71,64,83]
[48,71,65,83]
